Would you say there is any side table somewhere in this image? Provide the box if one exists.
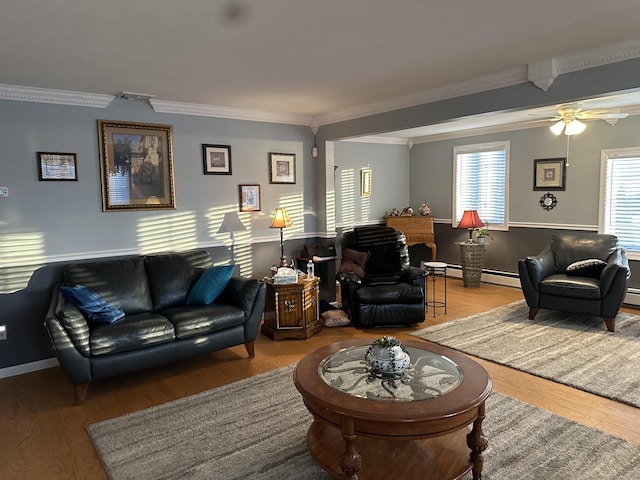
[261,276,322,340]
[423,261,447,317]
[459,243,485,288]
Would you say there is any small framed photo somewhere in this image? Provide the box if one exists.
[239,184,261,212]
[202,144,232,175]
[269,153,296,184]
[37,152,78,181]
[98,120,176,211]
[361,168,372,196]
[534,158,566,191]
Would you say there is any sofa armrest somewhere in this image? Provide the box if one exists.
[402,266,426,283]
[44,284,92,385]
[217,277,266,342]
[600,248,630,295]
[523,244,556,286]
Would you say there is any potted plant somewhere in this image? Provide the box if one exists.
[475,227,492,244]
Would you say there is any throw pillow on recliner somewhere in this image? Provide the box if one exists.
[566,258,607,278]
[338,248,370,278]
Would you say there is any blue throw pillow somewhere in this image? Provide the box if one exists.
[60,284,125,324]
[186,265,234,305]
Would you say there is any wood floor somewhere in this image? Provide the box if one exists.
[1,279,638,479]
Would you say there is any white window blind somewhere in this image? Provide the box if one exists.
[600,149,640,257]
[453,142,509,228]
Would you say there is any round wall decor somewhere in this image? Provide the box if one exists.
[539,192,557,210]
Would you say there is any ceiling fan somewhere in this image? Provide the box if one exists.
[546,102,629,136]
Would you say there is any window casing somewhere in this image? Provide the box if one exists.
[600,148,640,260]
[453,141,509,230]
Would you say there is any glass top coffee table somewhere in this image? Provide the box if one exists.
[294,338,492,480]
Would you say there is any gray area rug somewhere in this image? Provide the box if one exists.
[88,365,640,480]
[411,300,640,408]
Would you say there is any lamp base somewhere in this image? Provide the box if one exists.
[279,256,288,267]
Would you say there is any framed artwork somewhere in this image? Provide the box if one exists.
[361,168,372,196]
[239,184,261,212]
[533,158,566,191]
[97,120,175,211]
[37,152,78,181]
[202,144,232,175]
[269,153,296,184]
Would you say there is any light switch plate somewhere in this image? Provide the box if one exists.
[0,187,8,197]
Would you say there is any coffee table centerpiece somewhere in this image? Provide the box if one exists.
[365,336,410,373]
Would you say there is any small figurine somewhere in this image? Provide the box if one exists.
[400,207,414,216]
[388,208,400,216]
[419,203,431,216]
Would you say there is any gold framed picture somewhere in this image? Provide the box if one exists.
[239,184,261,212]
[98,120,176,211]
[361,168,372,196]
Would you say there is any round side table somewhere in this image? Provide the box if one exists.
[423,261,447,317]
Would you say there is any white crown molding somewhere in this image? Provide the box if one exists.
[149,99,312,126]
[555,40,640,74]
[316,67,527,126]
[0,84,114,108]
[317,40,640,127]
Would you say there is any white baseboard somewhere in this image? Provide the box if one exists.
[442,265,640,306]
[0,357,58,379]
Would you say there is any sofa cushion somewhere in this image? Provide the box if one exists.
[566,258,607,278]
[356,283,423,304]
[89,312,175,356]
[61,284,125,324]
[339,248,370,278]
[145,250,213,311]
[539,274,601,299]
[64,257,153,314]
[160,304,246,339]
[186,265,234,305]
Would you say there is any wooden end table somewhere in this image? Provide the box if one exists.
[261,276,322,340]
[294,339,492,479]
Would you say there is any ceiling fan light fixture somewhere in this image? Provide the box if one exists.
[550,120,565,135]
[565,119,586,136]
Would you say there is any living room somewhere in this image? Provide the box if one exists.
[1,2,640,478]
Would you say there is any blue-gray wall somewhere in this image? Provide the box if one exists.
[0,98,316,369]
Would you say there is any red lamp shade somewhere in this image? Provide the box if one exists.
[457,210,485,241]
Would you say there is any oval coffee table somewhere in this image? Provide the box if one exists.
[293,338,492,480]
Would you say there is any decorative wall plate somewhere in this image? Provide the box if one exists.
[539,192,557,210]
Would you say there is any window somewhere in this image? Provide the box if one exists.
[600,148,640,259]
[453,141,509,229]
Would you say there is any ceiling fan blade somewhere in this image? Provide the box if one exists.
[577,112,629,119]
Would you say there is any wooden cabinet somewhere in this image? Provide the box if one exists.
[386,216,437,260]
[261,276,322,340]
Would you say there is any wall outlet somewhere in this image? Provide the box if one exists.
[0,325,6,340]
[0,187,8,197]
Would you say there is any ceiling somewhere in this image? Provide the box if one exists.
[3,1,640,139]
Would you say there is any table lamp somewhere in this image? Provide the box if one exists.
[457,210,484,242]
[269,208,293,266]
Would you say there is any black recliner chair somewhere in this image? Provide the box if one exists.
[337,226,426,328]
[518,233,630,332]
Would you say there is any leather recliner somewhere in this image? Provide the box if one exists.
[518,233,630,332]
[337,226,426,328]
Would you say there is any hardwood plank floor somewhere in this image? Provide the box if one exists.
[0,279,638,479]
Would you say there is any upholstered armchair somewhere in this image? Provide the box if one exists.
[336,226,426,328]
[518,233,630,332]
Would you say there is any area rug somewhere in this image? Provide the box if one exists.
[87,365,640,480]
[411,300,640,408]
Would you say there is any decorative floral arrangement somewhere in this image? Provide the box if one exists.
[365,336,410,373]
